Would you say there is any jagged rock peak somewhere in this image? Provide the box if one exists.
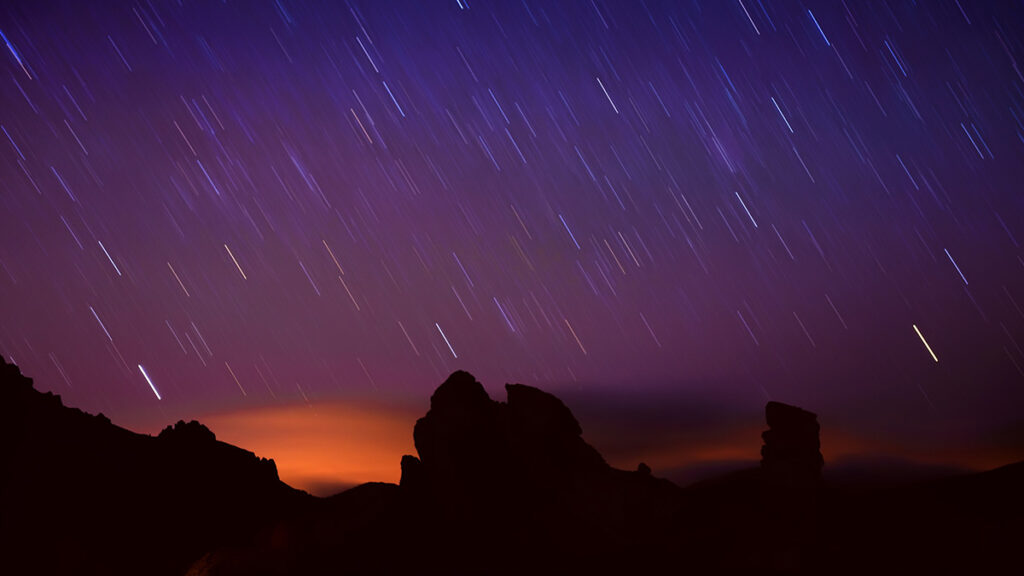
[159,419,217,443]
[2,354,35,390]
[2,355,68,412]
[428,370,491,412]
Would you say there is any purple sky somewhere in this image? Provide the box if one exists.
[2,0,1023,481]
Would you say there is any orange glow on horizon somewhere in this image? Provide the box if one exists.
[201,401,418,497]
[199,402,1020,497]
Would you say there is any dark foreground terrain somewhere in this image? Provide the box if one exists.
[2,356,1022,575]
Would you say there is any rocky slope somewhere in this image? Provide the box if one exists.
[0,356,310,576]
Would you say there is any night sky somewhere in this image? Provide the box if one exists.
[2,0,1024,493]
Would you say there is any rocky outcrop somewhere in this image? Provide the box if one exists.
[397,371,683,574]
[406,370,502,493]
[0,355,308,576]
[761,401,824,481]
[759,401,824,575]
[159,419,218,443]
[402,371,608,498]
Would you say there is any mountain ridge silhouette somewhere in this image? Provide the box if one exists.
[3,357,1023,575]
[0,356,311,576]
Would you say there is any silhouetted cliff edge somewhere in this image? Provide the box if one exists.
[0,356,309,576]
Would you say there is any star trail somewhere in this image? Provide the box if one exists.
[1,0,1024,482]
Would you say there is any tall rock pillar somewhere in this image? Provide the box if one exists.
[760,401,824,575]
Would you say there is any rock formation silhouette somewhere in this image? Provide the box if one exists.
[401,371,618,506]
[761,401,825,479]
[395,371,680,574]
[4,359,1024,575]
[759,401,824,574]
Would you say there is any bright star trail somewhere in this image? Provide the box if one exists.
[1,0,1023,482]
[913,324,939,364]
[436,323,457,359]
[138,364,161,400]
